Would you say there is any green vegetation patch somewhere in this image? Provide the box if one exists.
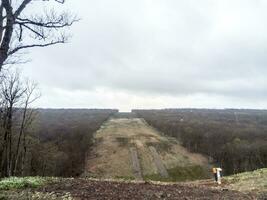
[116,137,129,147]
[145,165,209,182]
[0,177,57,190]
[146,141,173,153]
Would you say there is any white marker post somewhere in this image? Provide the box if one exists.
[216,168,222,185]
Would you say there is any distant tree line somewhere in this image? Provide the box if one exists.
[0,71,117,178]
[30,108,118,177]
[134,109,267,175]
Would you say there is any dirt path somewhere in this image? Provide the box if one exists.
[149,146,169,178]
[129,147,143,180]
[85,116,210,181]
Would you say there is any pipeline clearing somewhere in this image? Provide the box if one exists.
[84,115,210,182]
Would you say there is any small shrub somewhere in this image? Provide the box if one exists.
[146,141,173,153]
[116,137,129,147]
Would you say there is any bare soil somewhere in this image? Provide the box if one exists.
[38,178,257,200]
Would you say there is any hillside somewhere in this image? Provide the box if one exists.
[190,168,267,198]
[225,168,267,194]
[84,114,210,181]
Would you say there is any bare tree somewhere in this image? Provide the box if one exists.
[0,71,40,177]
[13,80,40,175]
[0,0,78,71]
[0,71,25,176]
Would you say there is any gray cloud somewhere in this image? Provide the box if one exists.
[20,0,267,110]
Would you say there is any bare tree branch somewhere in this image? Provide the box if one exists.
[8,39,66,56]
[0,0,78,71]
[16,15,78,29]
[0,3,4,44]
[14,0,32,18]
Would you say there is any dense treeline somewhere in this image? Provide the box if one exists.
[134,109,267,175]
[1,107,117,177]
[0,72,118,178]
[27,109,118,177]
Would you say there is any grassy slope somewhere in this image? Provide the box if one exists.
[85,118,210,182]
[224,168,267,194]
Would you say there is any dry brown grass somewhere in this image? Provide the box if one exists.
[224,168,267,194]
[85,117,210,181]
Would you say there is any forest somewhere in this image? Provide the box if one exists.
[26,109,118,177]
[0,74,118,178]
[134,109,267,175]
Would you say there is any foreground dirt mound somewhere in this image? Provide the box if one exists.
[40,179,256,200]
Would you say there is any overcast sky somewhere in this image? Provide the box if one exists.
[18,0,267,111]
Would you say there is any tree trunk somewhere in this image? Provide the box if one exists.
[14,104,28,175]
[3,106,13,177]
[0,0,14,71]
